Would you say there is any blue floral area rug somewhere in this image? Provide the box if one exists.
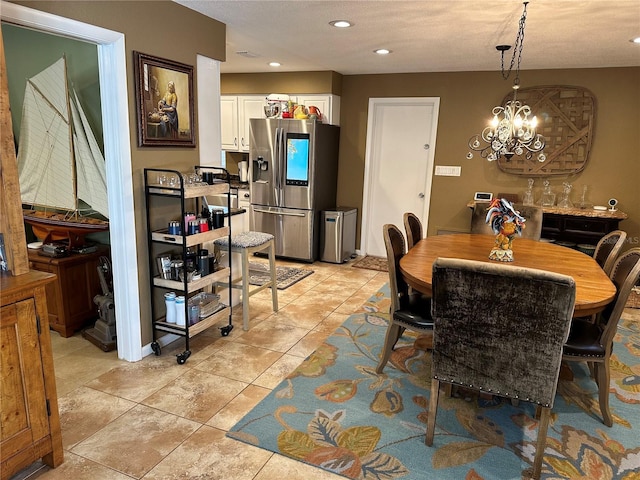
[227,285,640,479]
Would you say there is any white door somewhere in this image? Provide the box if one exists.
[361,97,440,257]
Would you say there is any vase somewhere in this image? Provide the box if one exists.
[489,223,517,262]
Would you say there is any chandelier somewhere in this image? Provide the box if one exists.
[467,2,546,162]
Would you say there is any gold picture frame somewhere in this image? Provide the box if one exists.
[133,51,195,147]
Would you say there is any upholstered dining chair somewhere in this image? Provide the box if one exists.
[562,247,640,427]
[469,202,494,235]
[376,224,433,374]
[427,258,576,480]
[593,230,627,276]
[470,202,543,240]
[403,212,423,250]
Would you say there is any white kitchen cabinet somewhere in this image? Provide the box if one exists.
[237,188,251,233]
[221,95,265,152]
[220,96,239,151]
[294,94,341,125]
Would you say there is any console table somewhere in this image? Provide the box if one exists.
[27,246,110,337]
[467,202,628,245]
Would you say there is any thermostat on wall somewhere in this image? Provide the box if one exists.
[474,192,493,202]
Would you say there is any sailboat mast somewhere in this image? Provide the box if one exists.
[62,55,79,218]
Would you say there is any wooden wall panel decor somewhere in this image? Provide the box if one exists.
[497,85,596,177]
[0,31,29,275]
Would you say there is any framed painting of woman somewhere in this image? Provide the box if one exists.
[133,51,195,147]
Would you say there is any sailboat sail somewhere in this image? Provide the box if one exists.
[17,57,108,219]
[70,89,109,217]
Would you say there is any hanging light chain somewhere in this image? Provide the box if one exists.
[501,1,529,84]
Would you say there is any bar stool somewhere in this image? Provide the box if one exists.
[214,232,278,331]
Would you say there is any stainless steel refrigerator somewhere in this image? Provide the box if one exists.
[249,118,340,262]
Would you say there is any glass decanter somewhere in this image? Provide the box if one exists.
[540,180,556,207]
[557,182,573,209]
[523,178,535,206]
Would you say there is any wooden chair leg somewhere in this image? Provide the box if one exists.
[425,378,440,446]
[596,360,612,427]
[376,323,401,373]
[268,240,278,313]
[241,247,250,331]
[532,406,551,480]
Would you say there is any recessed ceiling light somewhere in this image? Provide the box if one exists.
[374,49,392,55]
[631,37,640,44]
[329,20,352,28]
[269,62,281,67]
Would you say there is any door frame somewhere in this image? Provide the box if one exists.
[1,1,142,361]
[361,97,440,256]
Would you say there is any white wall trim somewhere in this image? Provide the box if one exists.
[2,1,143,362]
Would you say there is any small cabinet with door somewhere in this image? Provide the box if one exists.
[1,271,63,479]
[144,167,233,364]
[221,95,265,151]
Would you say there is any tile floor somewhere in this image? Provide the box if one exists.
[13,257,388,480]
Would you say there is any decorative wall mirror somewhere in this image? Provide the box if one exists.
[497,85,596,176]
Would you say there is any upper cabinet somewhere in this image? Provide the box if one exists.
[293,94,341,126]
[221,94,341,152]
[221,95,265,152]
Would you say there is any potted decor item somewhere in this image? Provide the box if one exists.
[485,198,526,262]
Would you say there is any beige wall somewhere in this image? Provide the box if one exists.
[338,68,639,248]
[9,1,226,346]
[222,71,342,95]
[222,68,639,249]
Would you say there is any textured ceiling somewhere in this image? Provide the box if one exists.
[175,0,640,75]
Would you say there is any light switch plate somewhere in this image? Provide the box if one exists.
[435,165,461,176]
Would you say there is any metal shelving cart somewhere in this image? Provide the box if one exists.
[144,166,233,364]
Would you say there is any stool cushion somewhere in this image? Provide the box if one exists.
[215,231,274,249]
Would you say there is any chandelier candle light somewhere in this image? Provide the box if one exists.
[467,2,546,162]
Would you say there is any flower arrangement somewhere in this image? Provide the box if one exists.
[485,198,526,262]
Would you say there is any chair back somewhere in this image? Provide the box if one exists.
[594,230,627,275]
[512,204,543,241]
[404,212,423,250]
[597,247,640,349]
[470,202,494,235]
[383,224,410,314]
[470,202,542,241]
[431,258,576,406]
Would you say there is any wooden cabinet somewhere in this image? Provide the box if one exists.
[1,270,63,479]
[221,95,265,152]
[28,246,109,337]
[540,209,627,245]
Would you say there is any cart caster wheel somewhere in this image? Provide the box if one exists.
[176,350,191,364]
[151,342,161,356]
[220,325,234,336]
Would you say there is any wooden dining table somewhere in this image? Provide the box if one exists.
[400,234,616,318]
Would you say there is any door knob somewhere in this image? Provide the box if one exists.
[418,193,425,198]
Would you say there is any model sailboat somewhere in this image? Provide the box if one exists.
[17,56,109,247]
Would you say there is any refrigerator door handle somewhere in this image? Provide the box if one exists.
[278,126,286,206]
[273,127,281,204]
[253,208,306,217]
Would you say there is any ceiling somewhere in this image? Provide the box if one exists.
[175,0,640,75]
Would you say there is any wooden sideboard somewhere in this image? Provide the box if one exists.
[467,202,628,245]
[0,270,63,479]
[28,246,110,337]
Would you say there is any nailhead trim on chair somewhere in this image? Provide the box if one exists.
[433,375,549,406]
